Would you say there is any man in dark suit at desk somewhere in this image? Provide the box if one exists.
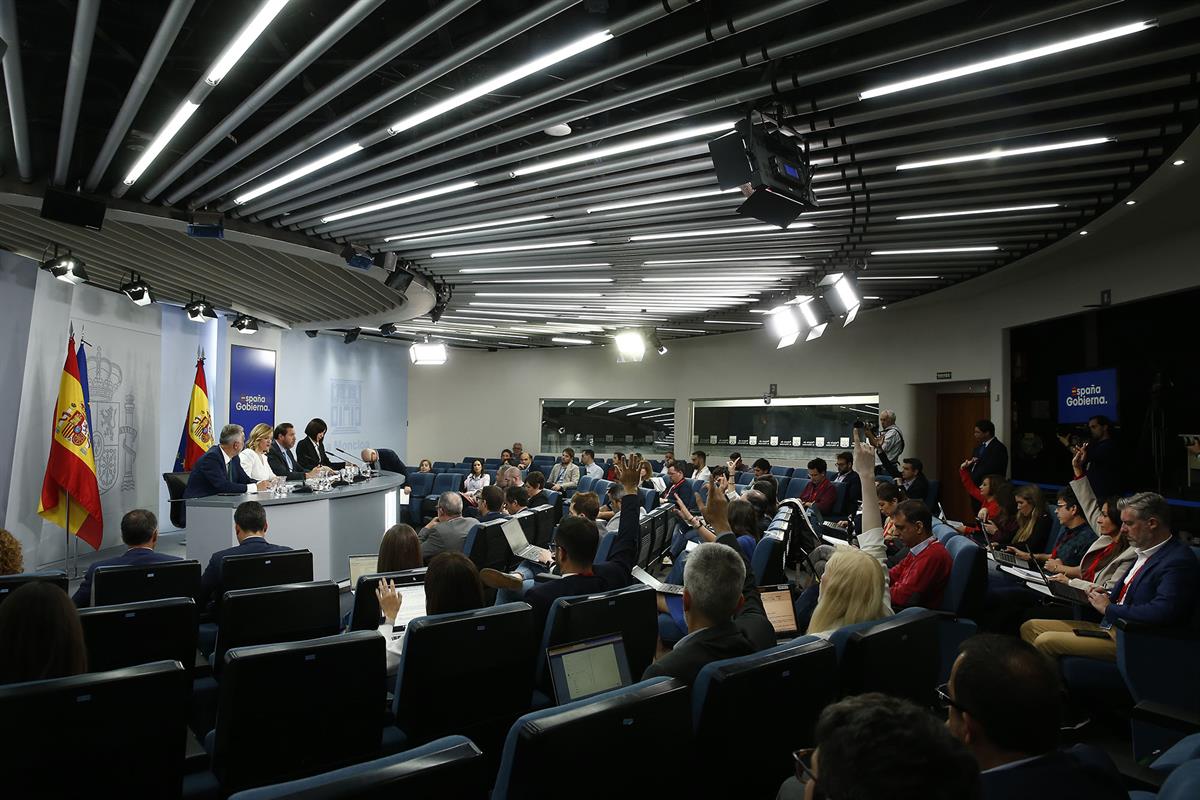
[73,509,180,607]
[183,424,272,499]
[946,635,1126,800]
[198,501,291,611]
[968,419,1008,488]
[477,486,508,524]
[267,422,324,481]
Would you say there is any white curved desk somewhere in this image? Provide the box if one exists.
[185,471,406,582]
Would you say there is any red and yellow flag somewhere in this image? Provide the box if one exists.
[175,357,214,471]
[38,336,104,550]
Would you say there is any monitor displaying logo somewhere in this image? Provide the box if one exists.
[1057,368,1117,424]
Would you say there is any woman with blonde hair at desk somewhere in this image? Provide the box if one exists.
[238,423,276,482]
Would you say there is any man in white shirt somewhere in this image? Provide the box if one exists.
[691,450,711,482]
[579,449,605,481]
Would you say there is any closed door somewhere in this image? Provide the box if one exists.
[937,393,990,521]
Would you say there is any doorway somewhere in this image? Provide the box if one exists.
[937,392,991,521]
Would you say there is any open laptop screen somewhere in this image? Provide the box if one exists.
[546,633,631,704]
[392,584,428,631]
[348,555,378,589]
[759,585,798,637]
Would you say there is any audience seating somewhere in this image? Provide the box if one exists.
[925,478,941,510]
[79,597,199,677]
[638,486,656,512]
[493,677,692,800]
[0,660,191,799]
[348,567,428,631]
[212,581,340,677]
[421,472,465,524]
[770,466,793,479]
[692,637,838,799]
[534,585,658,704]
[594,531,616,564]
[941,535,987,619]
[542,489,562,524]
[835,607,941,707]
[162,471,190,529]
[784,476,809,500]
[207,632,385,796]
[462,520,506,588]
[0,570,68,606]
[735,471,752,485]
[432,461,456,473]
[577,475,595,495]
[1130,760,1200,800]
[933,521,959,544]
[750,535,787,586]
[225,735,490,800]
[392,602,536,755]
[90,558,201,606]
[219,549,315,601]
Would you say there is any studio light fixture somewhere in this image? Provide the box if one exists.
[42,250,89,285]
[797,300,829,341]
[383,215,550,242]
[643,256,799,265]
[648,331,668,355]
[410,338,448,365]
[859,20,1155,100]
[379,323,398,336]
[432,240,594,258]
[819,272,861,327]
[474,278,612,284]
[319,180,478,223]
[184,295,218,323]
[119,272,154,305]
[615,330,646,362]
[304,330,319,338]
[1173,159,1186,166]
[895,137,1111,171]
[340,243,373,270]
[771,307,801,349]
[384,266,415,293]
[895,203,1059,220]
[511,120,734,177]
[343,328,361,344]
[231,314,259,334]
[870,247,998,255]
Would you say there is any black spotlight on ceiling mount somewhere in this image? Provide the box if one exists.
[648,330,668,356]
[184,293,218,324]
[708,111,818,228]
[304,330,319,338]
[344,328,361,344]
[231,314,259,334]
[379,323,398,336]
[41,246,89,285]
[384,265,415,294]
[119,271,154,306]
[340,243,373,270]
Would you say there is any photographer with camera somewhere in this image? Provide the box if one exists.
[859,410,904,473]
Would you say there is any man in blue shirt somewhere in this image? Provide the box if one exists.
[73,509,180,607]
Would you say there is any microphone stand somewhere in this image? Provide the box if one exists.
[333,448,372,482]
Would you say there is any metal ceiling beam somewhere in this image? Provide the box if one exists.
[53,0,100,187]
[0,0,33,181]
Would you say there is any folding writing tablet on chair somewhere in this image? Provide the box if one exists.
[546,633,632,705]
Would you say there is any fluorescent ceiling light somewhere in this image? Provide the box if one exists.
[702,320,763,325]
[896,137,1111,171]
[498,342,531,347]
[630,224,812,241]
[586,187,739,213]
[383,215,551,242]
[511,120,734,177]
[659,328,704,333]
[387,30,613,136]
[627,407,662,416]
[236,142,364,205]
[896,203,1060,220]
[433,240,593,258]
[587,401,608,409]
[123,101,200,185]
[608,403,638,413]
[860,20,1154,100]
[206,0,291,85]
[552,337,592,345]
[473,292,604,298]
[442,314,528,323]
[644,256,798,265]
[458,263,609,274]
[430,334,479,342]
[473,278,613,284]
[567,400,576,406]
[321,180,478,223]
[639,275,787,283]
[870,247,998,255]
[858,275,942,280]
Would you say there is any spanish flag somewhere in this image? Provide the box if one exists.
[38,335,104,550]
[174,356,215,471]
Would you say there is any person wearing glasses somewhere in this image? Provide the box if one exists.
[942,635,1127,799]
[779,693,980,800]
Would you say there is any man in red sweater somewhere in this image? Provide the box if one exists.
[888,499,953,608]
[800,457,838,516]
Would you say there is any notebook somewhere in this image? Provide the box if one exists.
[390,583,429,631]
[546,633,632,705]
[348,555,378,589]
[759,585,798,637]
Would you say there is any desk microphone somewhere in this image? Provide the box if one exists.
[334,447,372,481]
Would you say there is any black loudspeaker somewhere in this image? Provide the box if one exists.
[41,187,107,231]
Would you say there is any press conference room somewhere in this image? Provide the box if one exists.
[2,2,1200,798]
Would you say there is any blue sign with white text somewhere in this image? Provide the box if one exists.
[1057,368,1118,424]
[229,345,277,435]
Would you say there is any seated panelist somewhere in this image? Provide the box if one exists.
[183,424,272,499]
[267,422,325,481]
[296,418,345,472]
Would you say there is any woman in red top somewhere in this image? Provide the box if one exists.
[957,465,1017,544]
[799,458,838,516]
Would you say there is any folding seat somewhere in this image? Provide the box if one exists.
[692,637,838,799]
[827,481,848,519]
[926,478,941,510]
[225,735,490,800]
[79,597,198,678]
[782,476,808,501]
[533,585,658,706]
[577,475,595,494]
[493,677,692,800]
[0,660,190,799]
[751,535,787,586]
[834,608,941,707]
[594,531,616,564]
[541,489,563,524]
[770,465,793,479]
[0,570,68,607]
[90,558,201,606]
[638,486,656,513]
[734,470,752,485]
[941,535,987,619]
[649,459,663,472]
[212,581,341,678]
[348,567,427,631]
[402,472,435,524]
[206,632,385,796]
[420,472,465,525]
[773,474,789,496]
[199,549,314,660]
[432,461,455,473]
[934,522,959,544]
[391,602,537,756]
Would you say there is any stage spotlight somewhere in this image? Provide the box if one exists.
[185,295,217,323]
[410,339,448,365]
[648,330,668,356]
[42,249,89,285]
[304,330,319,338]
[380,323,398,336]
[344,328,361,344]
[231,314,259,334]
[615,330,646,363]
[385,267,415,293]
[340,243,373,270]
[119,271,154,306]
[819,272,862,327]
[797,299,829,341]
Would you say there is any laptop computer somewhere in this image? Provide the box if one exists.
[1028,554,1091,604]
[546,633,633,705]
[348,555,378,589]
[501,517,547,562]
[631,565,683,595]
[759,584,798,638]
[389,581,429,631]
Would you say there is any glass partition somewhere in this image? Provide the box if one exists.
[539,399,675,456]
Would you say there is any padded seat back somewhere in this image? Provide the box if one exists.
[493,677,692,800]
[693,638,838,798]
[79,597,198,677]
[942,535,987,618]
[162,471,189,528]
[536,585,658,692]
[213,632,385,794]
[735,471,752,485]
[594,531,616,564]
[214,581,341,677]
[431,472,464,495]
[0,661,189,798]
[934,522,958,544]
[770,466,793,478]
[404,472,435,498]
[91,559,201,607]
[638,487,656,513]
[542,490,562,524]
[349,568,427,631]
[393,602,537,749]
[838,608,940,707]
[751,535,786,586]
[0,571,68,607]
[926,479,941,510]
[463,520,506,575]
[220,550,314,596]
[225,735,489,800]
[432,461,455,473]
[577,475,595,494]
[830,481,848,515]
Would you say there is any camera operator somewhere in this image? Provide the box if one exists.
[860,411,904,474]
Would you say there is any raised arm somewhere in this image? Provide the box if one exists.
[853,439,887,568]
[607,463,644,573]
[958,463,984,502]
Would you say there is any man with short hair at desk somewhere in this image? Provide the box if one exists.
[198,501,290,611]
[266,422,324,481]
[73,509,180,607]
[477,485,508,524]
[184,424,273,499]
[417,492,476,564]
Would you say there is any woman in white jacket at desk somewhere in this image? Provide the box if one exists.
[238,423,276,482]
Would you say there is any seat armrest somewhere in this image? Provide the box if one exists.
[1118,762,1167,791]
[533,572,562,583]
[1131,701,1200,734]
[1115,619,1200,641]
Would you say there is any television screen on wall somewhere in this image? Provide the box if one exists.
[1056,368,1118,424]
